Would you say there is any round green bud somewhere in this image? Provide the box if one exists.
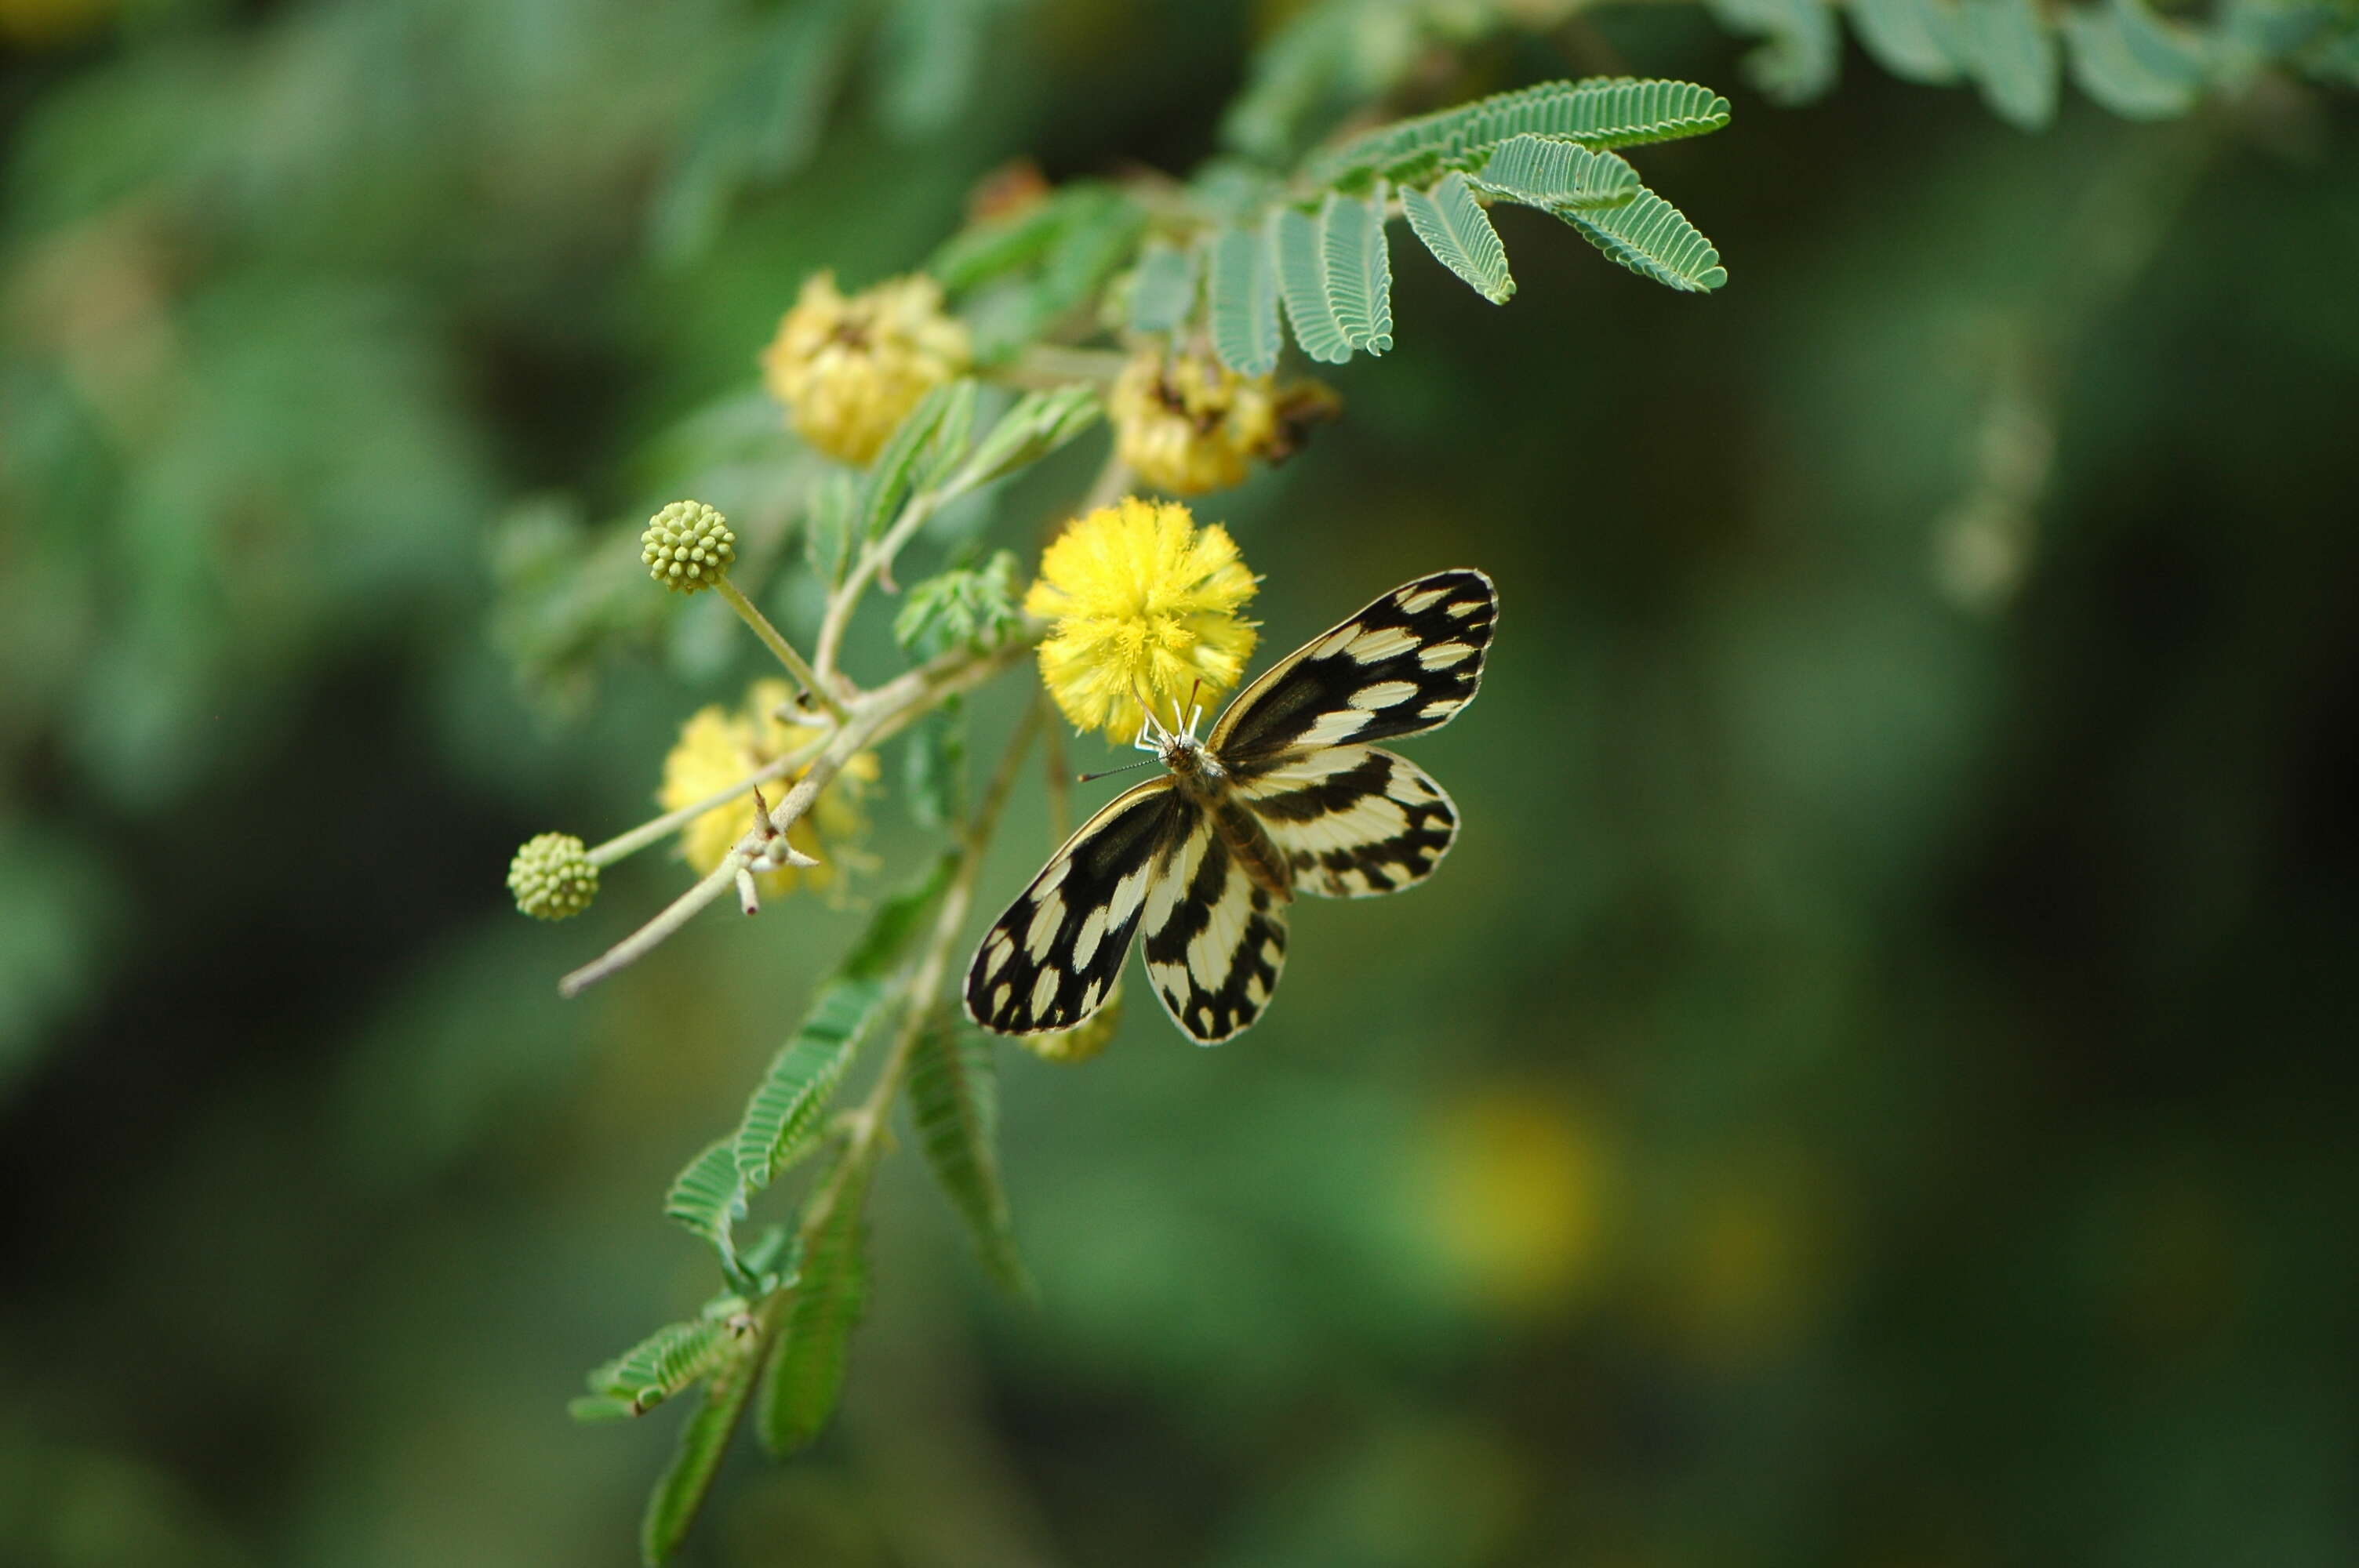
[641,500,736,593]
[509,832,599,920]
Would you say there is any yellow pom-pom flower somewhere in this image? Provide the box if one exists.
[657,680,879,899]
[1109,350,1340,496]
[1024,497,1259,739]
[760,270,971,466]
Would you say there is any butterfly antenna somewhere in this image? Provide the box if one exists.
[1075,757,1158,785]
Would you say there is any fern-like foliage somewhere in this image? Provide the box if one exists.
[1321,187,1394,355]
[664,1138,750,1275]
[1189,75,1729,374]
[1272,205,1357,365]
[638,1338,763,1567]
[756,1145,875,1456]
[1400,174,1513,303]
[1307,77,1733,188]
[1717,0,2299,130]
[907,1015,1031,1297]
[1209,224,1284,377]
[1468,135,1643,212]
[733,979,887,1191]
[582,1314,746,1416]
[1558,188,1730,294]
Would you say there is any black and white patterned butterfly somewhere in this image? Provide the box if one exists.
[965,569,1497,1044]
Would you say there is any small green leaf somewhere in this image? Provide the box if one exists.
[928,194,1074,293]
[1705,0,1845,104]
[1402,174,1514,304]
[569,1394,638,1424]
[1960,0,2062,130]
[892,551,1021,658]
[838,852,958,982]
[801,468,859,586]
[663,1138,748,1280]
[1321,186,1393,356]
[907,1016,1033,1297]
[858,380,967,543]
[757,1147,877,1456]
[951,383,1103,492]
[1271,205,1354,365]
[1128,240,1200,334]
[1848,0,1968,84]
[1558,186,1728,292]
[734,980,889,1190]
[2061,0,2206,118]
[586,1319,738,1414]
[1468,135,1641,212]
[638,1337,763,1565]
[1309,77,1733,188]
[1210,226,1281,377]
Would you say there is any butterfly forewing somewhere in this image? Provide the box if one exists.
[964,779,1192,1035]
[1139,818,1289,1044]
[1236,745,1459,898]
[1209,568,1497,774]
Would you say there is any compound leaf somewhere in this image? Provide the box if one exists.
[1401,174,1514,304]
[1321,186,1394,354]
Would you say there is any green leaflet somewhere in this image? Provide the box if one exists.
[1321,187,1393,356]
[1558,187,1729,293]
[1468,135,1641,212]
[1848,0,1968,84]
[907,1016,1032,1298]
[1960,0,2060,129]
[928,184,1091,292]
[733,979,888,1190]
[663,1138,748,1282]
[757,1145,877,1455]
[2061,0,2207,118]
[1705,0,1845,105]
[584,1317,740,1415]
[858,380,969,543]
[1209,226,1281,377]
[1128,241,1200,334]
[1309,77,1732,187]
[638,1336,763,1566]
[950,383,1103,492]
[1270,205,1354,365]
[894,554,1020,660]
[1401,174,1514,304]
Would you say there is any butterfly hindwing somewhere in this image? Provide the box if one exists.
[964,779,1192,1035]
[1209,568,1497,773]
[1236,745,1459,898]
[1139,811,1289,1044]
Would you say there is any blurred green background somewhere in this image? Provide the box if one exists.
[4,1,2357,1564]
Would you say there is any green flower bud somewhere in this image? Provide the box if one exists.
[509,832,599,920]
[641,500,736,593]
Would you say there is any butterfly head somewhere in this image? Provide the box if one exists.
[1131,684,1219,779]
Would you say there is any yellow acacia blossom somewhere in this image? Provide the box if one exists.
[657,679,878,900]
[1109,350,1340,495]
[760,271,971,465]
[1025,497,1259,739]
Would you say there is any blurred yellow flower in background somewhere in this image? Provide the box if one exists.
[1423,1087,1612,1315]
[1109,350,1339,495]
[1025,497,1259,738]
[760,270,971,465]
[657,679,878,899]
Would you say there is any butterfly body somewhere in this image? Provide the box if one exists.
[967,569,1496,1044]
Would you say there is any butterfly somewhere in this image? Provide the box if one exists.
[965,568,1497,1044]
